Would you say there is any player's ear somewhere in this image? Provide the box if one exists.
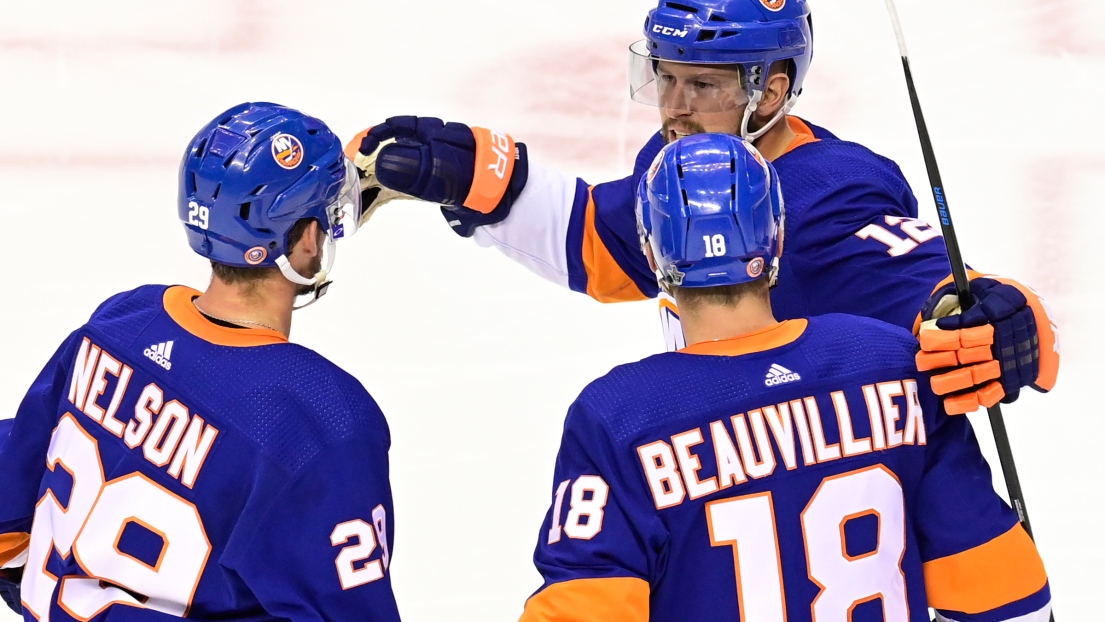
[645,245,659,273]
[757,63,791,118]
[291,220,323,259]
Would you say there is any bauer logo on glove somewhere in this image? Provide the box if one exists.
[344,116,530,238]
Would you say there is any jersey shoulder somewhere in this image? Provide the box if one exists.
[799,314,920,379]
[85,284,387,476]
[86,283,172,332]
[570,315,920,447]
[190,343,388,475]
[775,125,918,225]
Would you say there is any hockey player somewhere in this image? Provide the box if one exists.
[0,103,400,621]
[346,0,1059,417]
[519,133,1051,622]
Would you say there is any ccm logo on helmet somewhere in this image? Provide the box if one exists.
[272,133,304,169]
[652,24,690,38]
[760,0,786,11]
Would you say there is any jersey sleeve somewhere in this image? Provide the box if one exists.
[471,135,663,303]
[914,385,1051,621]
[519,398,665,622]
[222,430,399,622]
[0,331,82,569]
[777,157,955,331]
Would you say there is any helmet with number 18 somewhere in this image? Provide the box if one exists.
[636,132,784,292]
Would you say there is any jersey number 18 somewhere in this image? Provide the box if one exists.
[708,465,909,621]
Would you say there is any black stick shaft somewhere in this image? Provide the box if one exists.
[899,57,1036,538]
[894,22,1052,622]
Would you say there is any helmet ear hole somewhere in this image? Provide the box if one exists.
[666,2,699,12]
[239,203,251,221]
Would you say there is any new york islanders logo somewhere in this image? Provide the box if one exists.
[747,257,765,278]
[245,246,268,265]
[272,133,304,169]
[760,0,786,11]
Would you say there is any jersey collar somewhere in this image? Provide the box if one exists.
[679,319,808,357]
[780,116,820,157]
[163,286,288,347]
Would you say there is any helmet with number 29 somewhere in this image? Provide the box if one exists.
[629,0,813,141]
[178,102,364,306]
[636,132,784,292]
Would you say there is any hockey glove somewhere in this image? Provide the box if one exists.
[916,278,1041,415]
[0,566,22,614]
[346,116,529,237]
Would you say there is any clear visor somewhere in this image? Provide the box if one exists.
[328,157,364,241]
[628,40,750,114]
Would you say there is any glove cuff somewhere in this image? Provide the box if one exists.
[443,142,529,238]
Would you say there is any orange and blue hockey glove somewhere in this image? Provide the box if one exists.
[916,277,1060,415]
[344,116,529,237]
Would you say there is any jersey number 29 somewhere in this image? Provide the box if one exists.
[23,414,211,620]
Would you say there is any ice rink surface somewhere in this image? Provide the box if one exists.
[0,0,1102,619]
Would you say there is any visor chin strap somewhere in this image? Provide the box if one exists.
[275,235,337,310]
[741,91,799,143]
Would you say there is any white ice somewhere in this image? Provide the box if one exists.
[0,0,1102,620]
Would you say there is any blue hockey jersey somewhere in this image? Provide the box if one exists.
[467,117,1057,360]
[0,285,399,621]
[520,315,1050,622]
[573,117,951,325]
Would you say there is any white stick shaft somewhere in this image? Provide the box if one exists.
[883,0,910,58]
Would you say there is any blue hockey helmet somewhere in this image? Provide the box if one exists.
[179,102,363,304]
[628,0,813,141]
[636,132,784,291]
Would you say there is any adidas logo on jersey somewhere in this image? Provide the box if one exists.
[764,363,801,387]
[144,341,174,370]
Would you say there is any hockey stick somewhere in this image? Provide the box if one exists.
[882,0,1050,593]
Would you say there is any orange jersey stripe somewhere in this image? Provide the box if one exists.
[0,532,29,566]
[581,193,647,303]
[519,577,649,622]
[658,296,679,317]
[680,319,809,357]
[923,524,1047,614]
[163,287,287,348]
